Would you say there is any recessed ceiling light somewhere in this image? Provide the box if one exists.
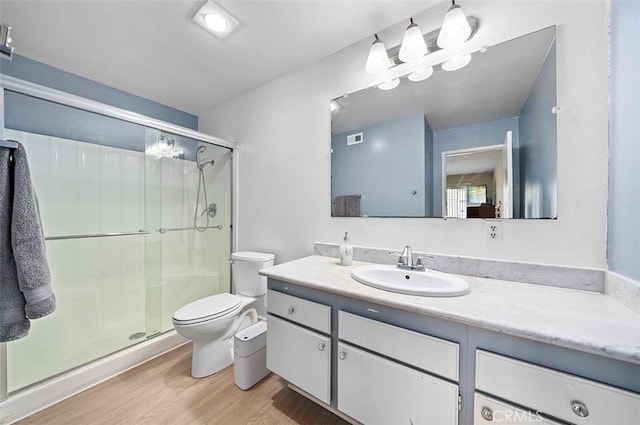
[193,1,239,39]
[203,13,228,32]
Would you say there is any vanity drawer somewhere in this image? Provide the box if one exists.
[474,393,564,425]
[339,311,459,381]
[476,350,640,425]
[267,290,331,334]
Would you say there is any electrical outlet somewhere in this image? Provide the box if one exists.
[485,221,502,241]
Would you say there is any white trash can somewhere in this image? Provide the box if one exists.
[234,321,269,390]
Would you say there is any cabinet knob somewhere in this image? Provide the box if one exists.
[317,343,325,351]
[338,351,346,360]
[480,407,493,421]
[287,307,295,315]
[571,400,589,418]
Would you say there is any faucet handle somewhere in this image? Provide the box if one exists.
[387,249,406,266]
[415,255,434,271]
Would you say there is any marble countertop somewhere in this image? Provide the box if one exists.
[260,255,640,365]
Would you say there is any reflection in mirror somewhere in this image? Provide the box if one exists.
[331,26,557,219]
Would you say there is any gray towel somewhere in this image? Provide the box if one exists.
[333,195,361,217]
[0,143,55,342]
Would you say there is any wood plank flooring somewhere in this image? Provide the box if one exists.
[18,344,348,425]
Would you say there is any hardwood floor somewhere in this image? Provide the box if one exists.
[18,344,349,425]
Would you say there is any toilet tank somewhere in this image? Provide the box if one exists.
[231,252,275,297]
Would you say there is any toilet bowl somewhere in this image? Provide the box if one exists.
[172,251,274,378]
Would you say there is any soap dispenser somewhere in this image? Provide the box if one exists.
[339,231,353,266]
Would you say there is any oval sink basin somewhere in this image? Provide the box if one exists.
[351,264,470,297]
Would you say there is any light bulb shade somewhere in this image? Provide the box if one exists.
[365,38,392,74]
[398,22,428,63]
[408,66,434,82]
[441,53,472,71]
[377,78,400,91]
[437,4,472,48]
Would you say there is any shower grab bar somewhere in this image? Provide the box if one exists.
[45,230,149,241]
[157,225,223,234]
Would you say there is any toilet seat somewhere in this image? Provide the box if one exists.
[173,293,244,326]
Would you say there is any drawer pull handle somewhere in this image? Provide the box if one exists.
[571,400,589,418]
[480,407,493,421]
[318,343,325,351]
[338,351,347,360]
[287,307,295,315]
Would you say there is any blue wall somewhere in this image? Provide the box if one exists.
[1,55,200,158]
[432,117,520,217]
[519,41,557,219]
[332,115,426,216]
[424,118,434,216]
[608,0,640,280]
[1,54,198,130]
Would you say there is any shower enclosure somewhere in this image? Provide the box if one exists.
[0,77,234,396]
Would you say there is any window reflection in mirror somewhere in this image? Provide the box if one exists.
[331,26,557,219]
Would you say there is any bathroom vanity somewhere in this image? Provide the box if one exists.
[261,255,640,425]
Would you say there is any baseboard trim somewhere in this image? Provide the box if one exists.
[0,331,187,424]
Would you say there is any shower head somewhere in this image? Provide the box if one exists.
[196,146,214,169]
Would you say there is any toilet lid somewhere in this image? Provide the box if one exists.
[172,293,242,325]
[231,252,275,262]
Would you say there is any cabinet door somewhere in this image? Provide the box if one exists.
[337,342,459,425]
[266,314,331,404]
[475,393,565,425]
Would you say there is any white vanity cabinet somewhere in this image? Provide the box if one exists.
[337,311,460,425]
[475,350,640,425]
[266,290,332,404]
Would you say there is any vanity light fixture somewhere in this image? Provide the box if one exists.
[398,18,428,63]
[437,0,472,48]
[365,34,392,74]
[441,53,472,71]
[408,66,434,82]
[364,7,478,90]
[377,78,400,91]
[193,1,239,39]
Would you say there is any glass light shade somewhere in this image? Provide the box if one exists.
[437,4,472,48]
[203,12,228,32]
[377,78,400,91]
[408,66,434,82]
[365,38,392,74]
[441,53,472,71]
[398,21,428,63]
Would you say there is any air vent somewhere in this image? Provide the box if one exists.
[347,133,363,146]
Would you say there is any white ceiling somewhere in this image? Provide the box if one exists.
[446,149,502,175]
[0,0,432,115]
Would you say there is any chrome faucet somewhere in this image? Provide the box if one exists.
[396,245,429,271]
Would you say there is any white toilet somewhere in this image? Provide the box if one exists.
[172,251,274,378]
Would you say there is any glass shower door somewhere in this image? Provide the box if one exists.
[2,91,232,394]
[153,132,232,333]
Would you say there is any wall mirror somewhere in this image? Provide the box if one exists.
[331,26,557,219]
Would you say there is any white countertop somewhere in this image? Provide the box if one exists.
[260,255,640,365]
